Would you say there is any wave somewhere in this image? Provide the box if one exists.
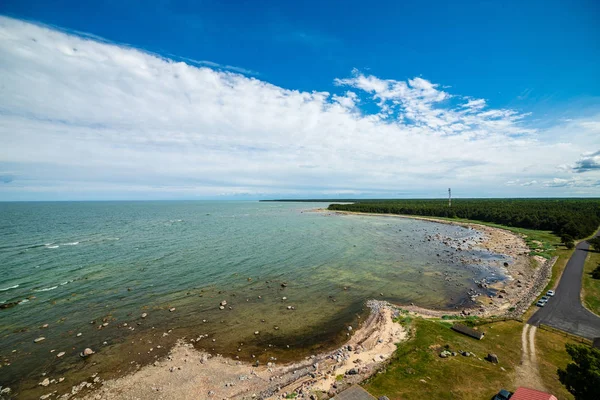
[60,280,73,286]
[0,284,19,292]
[62,242,79,246]
[34,286,58,292]
[19,299,29,304]
[46,245,59,249]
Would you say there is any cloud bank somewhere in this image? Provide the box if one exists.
[0,16,599,199]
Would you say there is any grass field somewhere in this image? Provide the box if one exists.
[536,327,579,400]
[363,318,522,400]
[582,250,600,316]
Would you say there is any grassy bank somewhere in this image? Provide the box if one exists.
[582,250,600,316]
[363,318,522,400]
[362,318,578,400]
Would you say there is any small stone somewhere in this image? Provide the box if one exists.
[58,377,65,383]
[102,322,108,327]
[41,324,49,329]
[76,333,82,337]
[39,378,50,387]
[254,331,259,335]
[34,337,45,343]
[57,351,66,358]
[141,313,147,318]
[169,307,176,312]
[220,300,227,306]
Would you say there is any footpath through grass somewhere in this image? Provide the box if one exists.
[582,250,600,316]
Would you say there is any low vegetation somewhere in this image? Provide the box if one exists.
[363,318,523,400]
[328,198,600,239]
[536,327,579,400]
[582,250,600,316]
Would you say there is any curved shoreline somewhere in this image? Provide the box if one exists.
[78,301,405,400]
[325,209,549,319]
[26,211,552,399]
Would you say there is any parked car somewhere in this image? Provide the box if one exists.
[540,296,550,302]
[493,389,513,400]
[546,290,555,296]
[536,300,546,307]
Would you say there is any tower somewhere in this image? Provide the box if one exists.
[448,188,452,207]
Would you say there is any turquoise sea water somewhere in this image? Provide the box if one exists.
[0,201,508,396]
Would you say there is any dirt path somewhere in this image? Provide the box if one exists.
[514,323,545,391]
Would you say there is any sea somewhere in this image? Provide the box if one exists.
[0,201,509,397]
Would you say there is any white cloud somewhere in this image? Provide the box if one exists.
[0,16,599,199]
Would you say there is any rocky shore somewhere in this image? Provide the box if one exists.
[70,300,405,400]
[329,211,552,319]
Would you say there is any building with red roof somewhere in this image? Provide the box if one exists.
[510,387,558,400]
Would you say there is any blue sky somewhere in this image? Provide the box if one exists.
[1,0,599,200]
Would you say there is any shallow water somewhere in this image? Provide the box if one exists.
[0,201,508,395]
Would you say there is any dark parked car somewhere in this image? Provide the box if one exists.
[493,389,512,400]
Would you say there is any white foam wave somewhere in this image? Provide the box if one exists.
[0,284,19,292]
[46,245,59,249]
[19,299,29,304]
[60,280,73,286]
[34,286,58,292]
[63,242,79,246]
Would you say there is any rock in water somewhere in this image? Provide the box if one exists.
[56,351,66,358]
[80,348,94,358]
[39,378,50,387]
[34,337,45,343]
[141,313,147,318]
[220,300,227,306]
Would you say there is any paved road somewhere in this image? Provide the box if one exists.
[528,231,600,339]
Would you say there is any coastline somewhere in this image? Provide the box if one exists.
[78,301,405,400]
[30,210,553,400]
[324,209,551,319]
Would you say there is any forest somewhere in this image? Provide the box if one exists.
[327,198,600,239]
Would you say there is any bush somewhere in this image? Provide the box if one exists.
[565,240,575,249]
[558,343,600,399]
[588,237,600,251]
[592,265,600,280]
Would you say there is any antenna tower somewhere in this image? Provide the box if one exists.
[448,188,452,207]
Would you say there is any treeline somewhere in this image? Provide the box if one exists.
[327,199,600,239]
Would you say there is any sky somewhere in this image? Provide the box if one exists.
[0,0,599,200]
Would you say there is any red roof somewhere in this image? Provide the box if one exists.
[510,387,558,400]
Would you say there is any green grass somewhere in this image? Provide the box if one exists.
[582,250,600,316]
[363,318,523,400]
[536,327,578,400]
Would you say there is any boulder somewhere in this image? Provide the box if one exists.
[486,353,499,363]
[39,378,50,387]
[141,313,147,318]
[80,348,94,358]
